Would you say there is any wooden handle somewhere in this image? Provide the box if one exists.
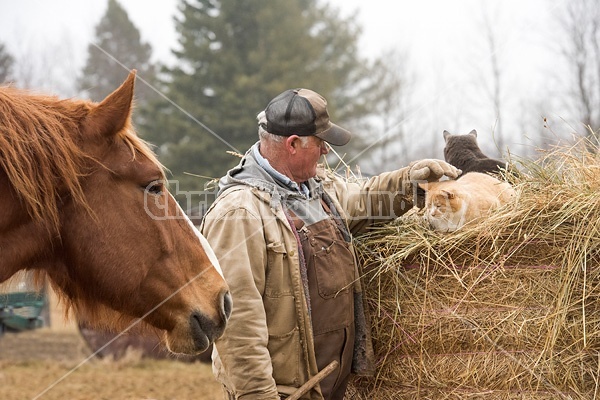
[286,360,339,400]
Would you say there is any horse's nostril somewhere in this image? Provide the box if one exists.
[222,290,232,321]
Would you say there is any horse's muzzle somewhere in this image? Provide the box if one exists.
[190,289,232,351]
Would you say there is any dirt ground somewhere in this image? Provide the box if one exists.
[0,329,222,400]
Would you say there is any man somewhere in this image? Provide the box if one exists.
[200,88,460,399]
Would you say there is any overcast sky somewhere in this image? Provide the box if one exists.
[0,0,571,162]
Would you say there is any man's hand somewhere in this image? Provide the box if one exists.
[409,159,461,182]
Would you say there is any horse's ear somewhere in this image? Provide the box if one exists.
[85,70,136,138]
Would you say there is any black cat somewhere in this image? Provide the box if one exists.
[443,130,507,177]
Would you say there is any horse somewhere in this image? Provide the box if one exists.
[0,71,231,355]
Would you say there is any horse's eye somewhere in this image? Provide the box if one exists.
[144,181,164,195]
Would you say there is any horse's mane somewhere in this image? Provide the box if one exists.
[0,86,163,233]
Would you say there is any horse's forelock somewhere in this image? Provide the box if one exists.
[0,88,164,232]
[0,88,89,233]
[119,127,166,179]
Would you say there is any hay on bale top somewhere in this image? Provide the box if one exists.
[350,139,600,400]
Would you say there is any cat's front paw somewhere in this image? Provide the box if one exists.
[409,159,461,182]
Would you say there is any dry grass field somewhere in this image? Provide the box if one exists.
[0,329,222,400]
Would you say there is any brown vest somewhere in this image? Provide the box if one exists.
[289,199,356,400]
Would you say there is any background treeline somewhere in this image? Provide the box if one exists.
[2,0,600,201]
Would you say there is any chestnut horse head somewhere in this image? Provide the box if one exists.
[0,71,230,354]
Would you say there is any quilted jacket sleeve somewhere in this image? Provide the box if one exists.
[324,166,415,235]
[200,192,280,400]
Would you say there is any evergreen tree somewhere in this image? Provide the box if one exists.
[0,42,14,83]
[78,0,156,112]
[142,0,381,195]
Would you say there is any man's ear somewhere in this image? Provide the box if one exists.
[285,135,300,154]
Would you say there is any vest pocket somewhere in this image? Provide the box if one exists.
[313,238,355,299]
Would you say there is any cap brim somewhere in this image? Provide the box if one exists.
[315,122,352,146]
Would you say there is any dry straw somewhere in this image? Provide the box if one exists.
[349,137,600,399]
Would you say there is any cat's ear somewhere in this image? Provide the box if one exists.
[469,129,477,137]
[443,130,451,141]
[441,189,455,199]
[418,182,429,191]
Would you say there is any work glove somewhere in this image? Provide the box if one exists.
[408,159,461,182]
[407,159,460,209]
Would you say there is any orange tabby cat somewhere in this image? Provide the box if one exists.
[419,172,515,232]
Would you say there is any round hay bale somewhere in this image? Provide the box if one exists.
[350,139,600,399]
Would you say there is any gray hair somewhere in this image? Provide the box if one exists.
[256,110,310,147]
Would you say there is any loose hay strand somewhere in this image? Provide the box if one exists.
[350,138,600,399]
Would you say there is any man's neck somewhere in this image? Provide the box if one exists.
[258,142,299,184]
[254,144,309,196]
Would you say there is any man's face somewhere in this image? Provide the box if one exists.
[290,136,329,182]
